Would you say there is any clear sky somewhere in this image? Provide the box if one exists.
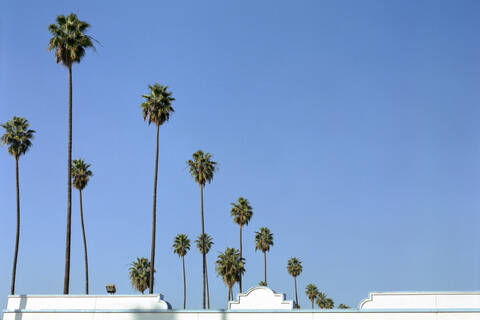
[1,0,479,310]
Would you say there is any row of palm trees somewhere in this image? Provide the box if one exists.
[2,12,350,310]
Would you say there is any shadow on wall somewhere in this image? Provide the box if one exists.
[14,295,27,320]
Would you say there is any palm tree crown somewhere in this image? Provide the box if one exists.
[141,83,175,127]
[230,197,253,227]
[316,292,334,309]
[195,233,213,255]
[1,117,35,159]
[47,13,94,67]
[215,248,245,300]
[72,159,92,191]
[255,227,274,253]
[305,284,319,308]
[338,303,350,309]
[287,257,303,277]
[128,257,154,294]
[186,150,217,187]
[173,234,191,257]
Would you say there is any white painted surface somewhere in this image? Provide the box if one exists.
[360,292,480,309]
[228,286,293,310]
[3,290,480,320]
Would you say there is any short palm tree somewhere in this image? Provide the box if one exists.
[48,13,95,294]
[128,257,154,294]
[141,83,175,294]
[305,284,319,309]
[254,227,274,286]
[316,292,334,309]
[173,234,191,308]
[215,248,245,302]
[186,150,217,308]
[287,257,303,308]
[195,233,213,308]
[1,117,35,295]
[338,303,350,309]
[230,197,253,292]
[71,159,93,294]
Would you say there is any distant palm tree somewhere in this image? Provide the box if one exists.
[71,159,93,294]
[1,117,35,295]
[186,150,217,308]
[338,303,350,309]
[254,227,274,286]
[141,83,175,294]
[48,13,94,294]
[215,248,245,302]
[230,197,253,292]
[128,257,154,294]
[195,233,213,308]
[305,284,319,309]
[173,234,191,308]
[287,257,302,308]
[258,281,267,286]
[316,292,334,309]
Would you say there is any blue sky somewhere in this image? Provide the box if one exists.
[1,0,479,310]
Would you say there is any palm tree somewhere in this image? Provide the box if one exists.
[287,257,302,308]
[128,257,155,294]
[1,117,35,295]
[141,83,175,294]
[230,197,253,293]
[173,234,191,308]
[48,13,94,294]
[195,233,213,308]
[254,227,274,286]
[71,159,93,294]
[316,292,334,309]
[215,248,245,302]
[305,284,319,309]
[338,303,350,309]
[186,150,217,308]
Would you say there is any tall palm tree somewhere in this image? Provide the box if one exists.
[215,248,245,302]
[71,159,92,294]
[195,233,213,309]
[186,150,217,308]
[48,13,94,294]
[128,257,154,294]
[173,234,191,309]
[316,292,334,309]
[287,257,302,308]
[254,227,273,286]
[338,303,350,309]
[230,197,253,293]
[141,83,175,294]
[305,284,319,309]
[1,117,35,295]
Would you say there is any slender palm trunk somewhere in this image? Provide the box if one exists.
[239,225,242,293]
[311,299,314,309]
[10,157,20,295]
[182,256,186,309]
[200,185,206,309]
[264,251,267,285]
[149,125,160,294]
[294,276,298,308]
[206,258,210,309]
[64,65,73,294]
[79,190,89,294]
[202,248,206,309]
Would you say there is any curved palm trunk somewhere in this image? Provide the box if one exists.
[264,251,267,285]
[79,190,89,294]
[149,125,160,294]
[182,256,186,309]
[200,185,206,309]
[239,225,242,293]
[64,65,73,294]
[10,157,20,295]
[294,276,298,308]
